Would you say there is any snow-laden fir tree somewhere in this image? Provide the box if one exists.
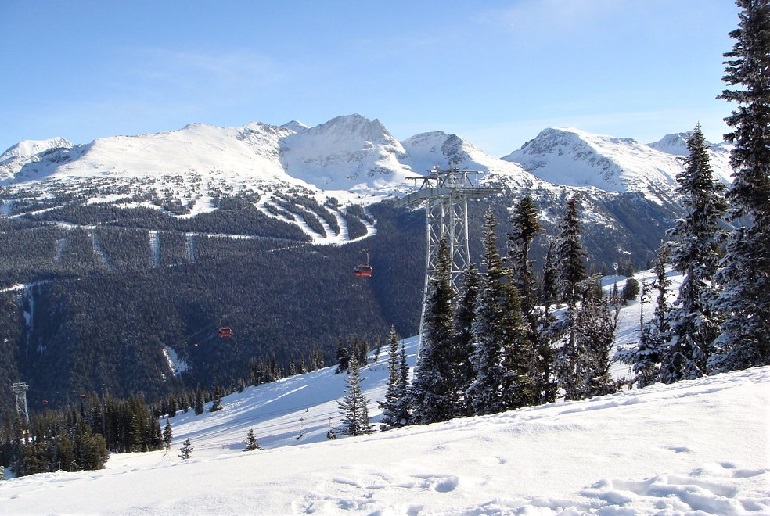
[649,247,677,384]
[498,279,536,410]
[244,428,261,451]
[714,0,770,371]
[337,355,371,436]
[508,194,543,316]
[178,438,193,460]
[541,239,559,321]
[397,341,410,422]
[409,238,457,424]
[554,196,589,399]
[572,294,620,398]
[510,196,557,404]
[162,419,172,451]
[664,124,726,380]
[452,264,480,416]
[466,211,533,415]
[557,196,588,307]
[379,326,410,429]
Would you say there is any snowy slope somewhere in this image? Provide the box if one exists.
[1,272,768,515]
[280,114,413,193]
[401,131,541,190]
[649,132,734,184]
[503,127,732,204]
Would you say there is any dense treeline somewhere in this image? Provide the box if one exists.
[0,393,163,477]
[382,197,624,428]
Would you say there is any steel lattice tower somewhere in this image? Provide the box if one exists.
[11,382,29,424]
[395,166,501,343]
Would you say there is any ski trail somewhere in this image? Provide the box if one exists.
[149,230,160,268]
[53,230,69,263]
[89,230,112,271]
[185,233,196,263]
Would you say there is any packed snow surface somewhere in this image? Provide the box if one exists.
[2,344,767,514]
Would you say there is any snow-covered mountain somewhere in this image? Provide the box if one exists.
[279,114,414,192]
[0,115,544,222]
[648,132,734,184]
[503,127,732,204]
[4,115,733,212]
[401,131,537,189]
[0,115,735,247]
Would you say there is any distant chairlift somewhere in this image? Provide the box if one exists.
[353,250,373,278]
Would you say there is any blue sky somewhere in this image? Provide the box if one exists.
[1,0,739,157]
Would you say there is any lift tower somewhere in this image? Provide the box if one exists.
[12,382,29,424]
[395,166,502,343]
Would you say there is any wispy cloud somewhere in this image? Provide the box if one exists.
[481,0,626,35]
[116,47,287,105]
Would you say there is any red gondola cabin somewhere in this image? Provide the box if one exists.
[218,326,234,338]
[353,264,373,278]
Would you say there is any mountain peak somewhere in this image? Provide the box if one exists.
[503,127,681,198]
[648,133,692,156]
[1,137,72,161]
[279,114,409,192]
[312,114,393,145]
[280,120,310,133]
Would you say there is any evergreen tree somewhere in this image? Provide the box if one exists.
[541,239,559,320]
[714,0,770,370]
[244,428,261,451]
[335,341,351,373]
[178,438,193,460]
[337,356,371,436]
[409,238,457,424]
[651,248,672,341]
[534,238,560,403]
[379,326,408,429]
[508,194,543,315]
[509,195,553,405]
[622,278,640,303]
[162,419,172,451]
[194,388,204,415]
[451,264,480,416]
[467,211,533,415]
[554,196,588,399]
[665,124,727,380]
[396,342,411,424]
[499,280,536,410]
[556,196,588,307]
[573,297,620,398]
